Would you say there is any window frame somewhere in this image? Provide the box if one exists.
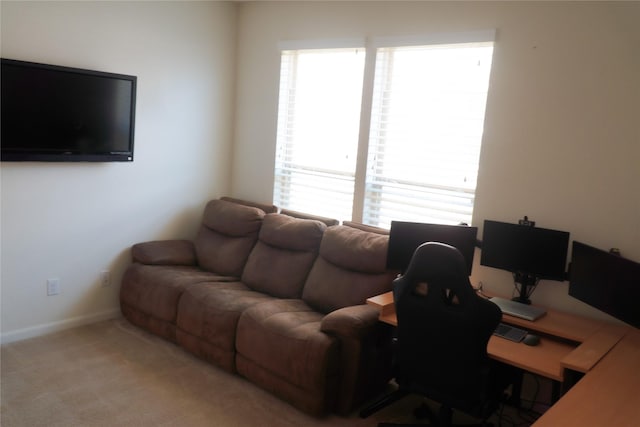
[274,30,496,227]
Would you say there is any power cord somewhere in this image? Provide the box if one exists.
[496,373,551,426]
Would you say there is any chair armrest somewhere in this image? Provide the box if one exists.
[320,304,381,339]
[131,240,196,265]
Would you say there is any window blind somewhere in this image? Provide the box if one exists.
[273,48,366,220]
[364,43,494,228]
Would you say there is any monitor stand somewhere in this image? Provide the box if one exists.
[512,272,539,305]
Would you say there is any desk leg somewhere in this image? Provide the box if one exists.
[551,381,561,403]
[559,369,584,399]
[508,370,523,408]
[509,371,561,408]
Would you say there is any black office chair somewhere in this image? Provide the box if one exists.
[361,242,512,427]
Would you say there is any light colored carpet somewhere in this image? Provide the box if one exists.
[1,318,546,426]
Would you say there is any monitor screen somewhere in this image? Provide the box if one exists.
[569,241,640,328]
[386,221,478,275]
[1,58,136,162]
[480,220,569,281]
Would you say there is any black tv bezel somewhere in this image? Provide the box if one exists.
[569,241,640,328]
[1,58,137,163]
[386,220,479,276]
[480,219,570,282]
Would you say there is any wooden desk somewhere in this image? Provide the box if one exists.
[534,328,640,426]
[366,292,624,382]
[367,291,638,425]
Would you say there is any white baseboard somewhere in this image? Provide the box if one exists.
[1,309,122,345]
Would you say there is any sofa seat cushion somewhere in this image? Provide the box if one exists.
[241,213,325,298]
[194,199,265,275]
[120,263,242,323]
[176,284,276,371]
[236,299,339,394]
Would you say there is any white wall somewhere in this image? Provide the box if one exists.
[232,2,640,321]
[2,1,638,341]
[0,1,237,342]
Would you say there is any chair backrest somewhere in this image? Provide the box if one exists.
[393,242,501,409]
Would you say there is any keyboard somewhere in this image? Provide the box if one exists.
[489,296,547,321]
[494,322,528,343]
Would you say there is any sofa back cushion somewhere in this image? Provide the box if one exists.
[342,220,390,235]
[220,196,278,214]
[241,213,326,298]
[302,225,396,313]
[279,208,340,226]
[194,199,265,276]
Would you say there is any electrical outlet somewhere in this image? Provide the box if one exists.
[47,278,60,296]
[100,271,111,287]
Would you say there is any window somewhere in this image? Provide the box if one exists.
[273,48,365,220]
[365,43,494,228]
[274,33,495,228]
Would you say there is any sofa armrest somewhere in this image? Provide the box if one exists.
[320,304,380,339]
[320,303,394,414]
[131,240,196,265]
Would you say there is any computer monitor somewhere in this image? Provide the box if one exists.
[386,221,478,276]
[569,241,640,328]
[480,219,570,304]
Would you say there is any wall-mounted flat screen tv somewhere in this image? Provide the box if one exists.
[1,58,137,162]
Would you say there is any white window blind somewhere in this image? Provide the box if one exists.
[273,48,366,220]
[273,34,495,228]
[364,43,494,228]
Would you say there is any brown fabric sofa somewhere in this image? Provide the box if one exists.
[120,198,396,416]
[120,199,266,341]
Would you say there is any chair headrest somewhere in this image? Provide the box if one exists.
[394,242,476,305]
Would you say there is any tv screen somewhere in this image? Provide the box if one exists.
[387,220,478,276]
[480,220,569,281]
[1,58,136,162]
[569,241,640,328]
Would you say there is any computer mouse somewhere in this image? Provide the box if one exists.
[523,334,540,346]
